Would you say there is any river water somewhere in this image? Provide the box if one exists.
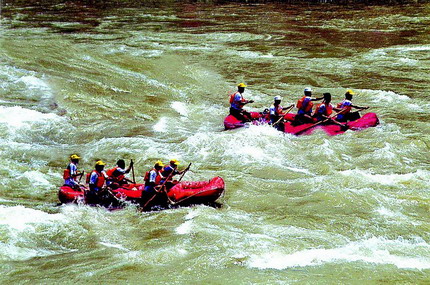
[1,1,430,283]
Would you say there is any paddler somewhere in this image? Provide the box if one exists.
[106,159,133,188]
[161,159,183,186]
[143,161,165,195]
[86,160,109,204]
[294,87,323,124]
[269,96,294,130]
[312,93,334,122]
[229,83,254,122]
[334,89,369,122]
[63,154,83,190]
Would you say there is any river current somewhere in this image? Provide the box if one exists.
[1,1,430,283]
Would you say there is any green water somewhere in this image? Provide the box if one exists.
[1,1,430,283]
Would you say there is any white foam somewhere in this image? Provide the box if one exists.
[0,106,62,129]
[340,169,418,186]
[0,206,62,230]
[99,242,129,251]
[18,76,49,90]
[171,101,189,117]
[367,90,410,103]
[0,206,67,261]
[175,220,193,235]
[153,117,168,132]
[229,50,274,59]
[248,237,430,270]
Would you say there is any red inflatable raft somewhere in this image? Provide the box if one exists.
[224,111,379,136]
[283,112,379,136]
[167,176,225,205]
[224,112,269,129]
[58,177,225,208]
[58,186,85,204]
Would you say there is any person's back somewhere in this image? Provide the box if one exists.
[313,93,333,122]
[144,161,165,194]
[270,96,288,124]
[294,87,323,125]
[334,90,368,122]
[297,96,313,116]
[87,160,107,204]
[229,83,254,122]
[63,154,81,189]
[106,159,133,185]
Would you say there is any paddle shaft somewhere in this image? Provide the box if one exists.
[142,167,176,209]
[273,104,294,127]
[294,118,328,135]
[131,159,136,184]
[177,163,192,183]
[294,109,348,136]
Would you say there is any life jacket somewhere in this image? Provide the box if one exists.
[297,96,313,113]
[229,92,245,107]
[106,167,125,182]
[272,104,283,116]
[161,166,175,180]
[63,163,75,180]
[144,169,162,185]
[336,100,352,115]
[315,103,333,117]
[89,170,105,188]
[63,169,71,180]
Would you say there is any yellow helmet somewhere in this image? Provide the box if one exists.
[237,83,247,88]
[95,160,106,166]
[70,154,80,160]
[345,89,355,95]
[170,159,180,165]
[154,160,164,167]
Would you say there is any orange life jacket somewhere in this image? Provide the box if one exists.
[315,103,333,117]
[144,169,162,185]
[106,167,125,182]
[88,170,105,188]
[63,169,71,180]
[229,92,245,107]
[297,96,313,113]
[336,100,352,115]
[273,105,283,116]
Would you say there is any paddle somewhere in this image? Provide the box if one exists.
[77,171,84,183]
[273,104,294,128]
[177,163,192,183]
[77,171,88,192]
[142,166,177,209]
[294,111,349,136]
[131,159,136,184]
[294,118,329,136]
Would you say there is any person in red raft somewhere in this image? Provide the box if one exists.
[142,160,165,200]
[312,92,334,122]
[334,89,369,122]
[86,160,109,204]
[161,159,183,183]
[270,96,294,130]
[229,83,254,122]
[294,87,323,125]
[106,159,134,189]
[63,154,84,190]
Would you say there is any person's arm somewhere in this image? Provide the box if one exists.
[311,97,324,101]
[124,161,134,174]
[282,104,295,110]
[351,104,369,110]
[89,172,98,187]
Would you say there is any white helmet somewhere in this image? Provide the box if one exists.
[304,87,312,92]
[274,96,282,101]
